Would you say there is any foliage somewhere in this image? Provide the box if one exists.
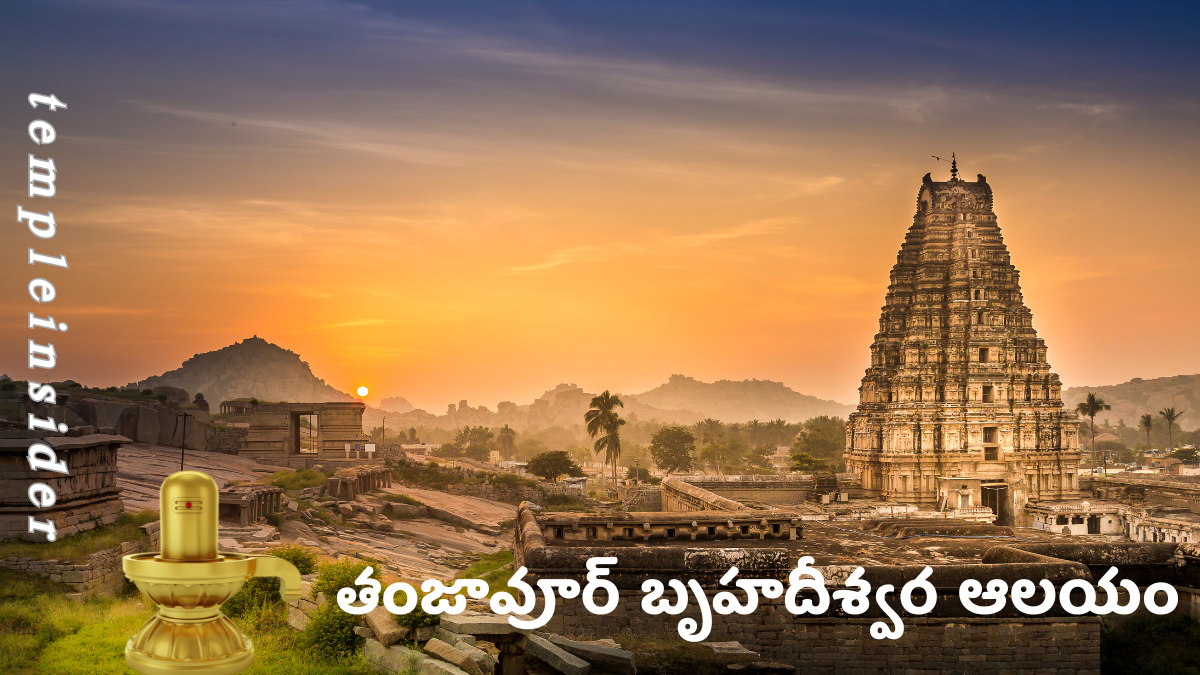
[497,424,518,460]
[585,391,626,482]
[268,469,327,491]
[526,451,584,481]
[301,558,381,657]
[223,546,319,617]
[790,452,827,472]
[792,415,847,471]
[649,426,695,474]
[1160,407,1185,450]
[542,493,593,512]
[1101,615,1200,675]
[310,558,379,601]
[456,550,515,597]
[489,472,539,488]
[1171,446,1200,464]
[1075,393,1112,461]
[0,510,158,564]
[625,466,655,481]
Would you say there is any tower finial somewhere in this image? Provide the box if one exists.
[950,152,958,181]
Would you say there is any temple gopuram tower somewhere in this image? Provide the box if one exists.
[845,164,1080,525]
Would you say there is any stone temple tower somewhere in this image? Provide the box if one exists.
[844,168,1080,524]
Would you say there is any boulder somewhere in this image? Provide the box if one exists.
[387,503,426,518]
[549,635,636,675]
[365,606,407,647]
[519,634,590,675]
[700,642,758,657]
[456,641,497,675]
[338,504,356,517]
[152,386,191,407]
[134,405,160,444]
[286,604,310,631]
[365,638,427,674]
[423,639,483,675]
[353,626,374,638]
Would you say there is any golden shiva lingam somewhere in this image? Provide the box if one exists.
[122,471,301,675]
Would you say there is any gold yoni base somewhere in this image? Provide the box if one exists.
[123,471,301,675]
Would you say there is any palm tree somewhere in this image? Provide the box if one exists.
[1159,408,1184,452]
[497,425,517,461]
[1139,414,1154,450]
[585,391,625,483]
[1075,393,1111,472]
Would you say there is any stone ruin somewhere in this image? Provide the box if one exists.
[218,483,286,526]
[326,465,393,501]
[0,434,126,541]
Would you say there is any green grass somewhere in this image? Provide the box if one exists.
[267,469,327,491]
[379,493,425,506]
[541,493,593,512]
[456,551,514,597]
[0,565,377,675]
[0,511,158,564]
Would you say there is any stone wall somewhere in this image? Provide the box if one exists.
[206,426,248,455]
[0,520,159,601]
[617,485,661,511]
[0,434,127,541]
[660,476,748,511]
[541,592,1101,675]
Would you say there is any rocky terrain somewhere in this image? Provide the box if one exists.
[628,374,854,424]
[132,336,354,406]
[1064,373,1200,431]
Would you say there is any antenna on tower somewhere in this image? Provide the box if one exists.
[932,153,959,180]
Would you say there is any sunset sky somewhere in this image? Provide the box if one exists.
[2,1,1198,411]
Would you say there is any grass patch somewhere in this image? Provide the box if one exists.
[541,493,593,512]
[267,469,327,491]
[456,551,514,597]
[0,511,158,564]
[380,493,424,506]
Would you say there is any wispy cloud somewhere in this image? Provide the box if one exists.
[509,219,788,274]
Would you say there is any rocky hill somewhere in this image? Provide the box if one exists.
[1064,374,1200,431]
[378,396,415,414]
[628,374,854,423]
[134,336,354,406]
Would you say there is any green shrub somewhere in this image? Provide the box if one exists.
[302,601,359,657]
[395,603,437,628]
[140,389,153,396]
[311,558,379,600]
[223,545,320,617]
[266,513,285,528]
[268,469,327,491]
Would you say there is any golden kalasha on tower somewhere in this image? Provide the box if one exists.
[845,162,1081,525]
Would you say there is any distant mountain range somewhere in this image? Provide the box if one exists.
[1063,374,1199,431]
[133,336,354,405]
[629,374,854,424]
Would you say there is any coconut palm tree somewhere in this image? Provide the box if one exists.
[1159,407,1184,452]
[585,391,625,483]
[497,424,517,461]
[1075,393,1111,471]
[1139,414,1154,450]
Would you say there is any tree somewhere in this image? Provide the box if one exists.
[497,425,517,460]
[526,451,584,481]
[1140,414,1154,449]
[1075,393,1111,469]
[1160,408,1185,452]
[648,426,695,474]
[792,416,847,472]
[585,391,625,483]
[790,452,827,473]
[1170,447,1199,464]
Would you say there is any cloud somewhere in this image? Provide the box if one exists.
[509,218,788,274]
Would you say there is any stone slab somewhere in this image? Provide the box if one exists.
[439,613,521,637]
[520,634,590,675]
[365,606,407,647]
[425,638,484,675]
[435,625,476,647]
[700,642,758,657]
[366,638,427,674]
[549,634,635,675]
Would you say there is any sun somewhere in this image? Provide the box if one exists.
[356,386,368,397]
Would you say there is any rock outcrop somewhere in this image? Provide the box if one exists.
[133,336,354,406]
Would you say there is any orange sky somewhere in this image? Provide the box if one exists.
[3,2,1199,412]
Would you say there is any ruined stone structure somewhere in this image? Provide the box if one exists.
[234,401,370,467]
[218,483,285,526]
[0,520,160,601]
[0,434,127,541]
[846,170,1081,523]
[325,465,393,501]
